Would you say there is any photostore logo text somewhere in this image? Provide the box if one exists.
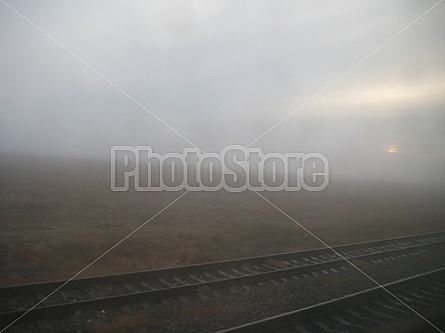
[111,145,329,192]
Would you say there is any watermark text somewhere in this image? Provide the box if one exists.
[111,145,329,192]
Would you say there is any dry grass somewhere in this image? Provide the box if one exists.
[89,302,246,332]
[1,155,444,286]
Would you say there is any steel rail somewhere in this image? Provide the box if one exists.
[0,237,443,327]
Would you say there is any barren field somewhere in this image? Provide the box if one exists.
[1,154,444,286]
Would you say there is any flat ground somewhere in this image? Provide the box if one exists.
[1,154,444,286]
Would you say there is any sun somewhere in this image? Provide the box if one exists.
[386,145,398,154]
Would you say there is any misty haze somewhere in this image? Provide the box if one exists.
[1,1,444,332]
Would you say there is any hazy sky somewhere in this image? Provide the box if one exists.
[1,1,444,183]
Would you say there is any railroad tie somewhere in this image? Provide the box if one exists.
[158,278,176,288]
[313,320,344,333]
[173,277,187,285]
[330,315,368,330]
[139,281,153,290]
[375,300,409,314]
[188,274,205,283]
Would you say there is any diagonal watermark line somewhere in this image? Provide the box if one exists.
[255,191,444,333]
[247,0,444,148]
[0,190,189,332]
[1,0,202,153]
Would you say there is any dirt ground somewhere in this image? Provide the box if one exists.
[1,154,444,286]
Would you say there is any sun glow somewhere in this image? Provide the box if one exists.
[305,80,445,117]
[386,145,399,154]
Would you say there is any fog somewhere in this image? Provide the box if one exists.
[1,1,444,185]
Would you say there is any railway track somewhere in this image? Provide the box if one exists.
[217,268,445,333]
[1,230,444,330]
